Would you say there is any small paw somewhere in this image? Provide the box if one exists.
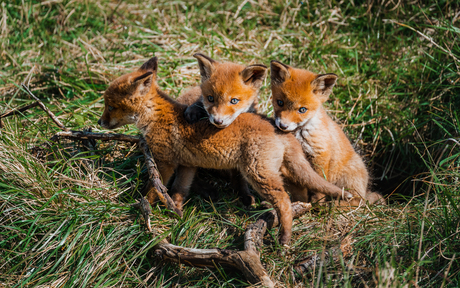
[242,194,256,207]
[174,208,183,218]
[279,234,291,247]
[184,104,207,124]
[342,190,353,199]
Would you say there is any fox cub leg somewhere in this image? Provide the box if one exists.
[230,170,256,206]
[281,142,352,200]
[241,166,293,245]
[332,153,371,206]
[169,166,197,212]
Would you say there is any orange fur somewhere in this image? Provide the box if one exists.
[270,61,384,205]
[174,54,267,207]
[98,57,352,245]
[179,53,264,126]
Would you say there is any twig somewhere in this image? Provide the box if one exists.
[109,0,123,22]
[0,102,39,128]
[154,202,312,287]
[50,131,178,215]
[132,197,152,232]
[52,130,140,143]
[138,138,181,217]
[21,84,69,131]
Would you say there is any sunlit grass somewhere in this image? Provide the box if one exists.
[1,0,459,286]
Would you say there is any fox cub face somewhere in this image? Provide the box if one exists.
[98,57,158,129]
[270,61,338,132]
[194,53,267,128]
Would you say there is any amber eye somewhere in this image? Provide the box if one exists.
[207,96,214,102]
[277,100,284,107]
[108,106,114,111]
[230,98,239,104]
[299,107,307,113]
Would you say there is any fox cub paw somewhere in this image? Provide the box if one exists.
[184,103,208,124]
[241,193,256,207]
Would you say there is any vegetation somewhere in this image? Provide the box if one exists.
[1,0,459,286]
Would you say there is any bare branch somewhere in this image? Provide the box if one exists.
[52,130,140,143]
[0,102,39,128]
[21,84,69,131]
[50,131,178,215]
[132,197,153,232]
[155,243,271,286]
[138,138,181,216]
[153,202,312,287]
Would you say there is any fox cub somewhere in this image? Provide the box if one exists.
[98,57,351,245]
[174,53,267,206]
[179,53,266,126]
[270,61,384,205]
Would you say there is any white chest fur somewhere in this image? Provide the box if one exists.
[295,110,323,156]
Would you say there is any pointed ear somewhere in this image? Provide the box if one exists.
[270,61,291,84]
[133,71,154,95]
[139,56,158,72]
[193,53,216,82]
[241,64,267,89]
[311,73,338,102]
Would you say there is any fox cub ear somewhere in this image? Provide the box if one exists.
[133,57,159,94]
[241,64,267,89]
[270,61,291,84]
[139,56,158,73]
[132,71,154,95]
[311,73,338,102]
[193,53,217,82]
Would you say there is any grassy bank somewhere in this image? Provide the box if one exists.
[1,0,459,286]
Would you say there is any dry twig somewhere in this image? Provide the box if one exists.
[50,130,179,215]
[21,84,69,131]
[132,197,153,232]
[138,138,182,216]
[0,101,39,128]
[154,202,312,287]
[52,130,140,143]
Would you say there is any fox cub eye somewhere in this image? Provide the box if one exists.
[230,98,239,104]
[108,106,114,111]
[277,100,284,107]
[299,107,307,113]
[207,96,214,102]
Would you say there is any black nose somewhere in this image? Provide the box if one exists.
[279,122,288,130]
[213,118,223,125]
[97,119,102,126]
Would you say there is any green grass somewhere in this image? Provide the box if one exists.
[1,0,459,286]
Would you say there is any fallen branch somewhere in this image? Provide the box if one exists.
[50,130,179,215]
[21,84,69,131]
[52,130,140,144]
[139,138,182,217]
[0,102,40,128]
[154,202,312,287]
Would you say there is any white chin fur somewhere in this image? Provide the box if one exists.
[275,117,297,132]
[209,115,233,128]
[109,118,120,128]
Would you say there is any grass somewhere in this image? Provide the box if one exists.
[1,0,459,286]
